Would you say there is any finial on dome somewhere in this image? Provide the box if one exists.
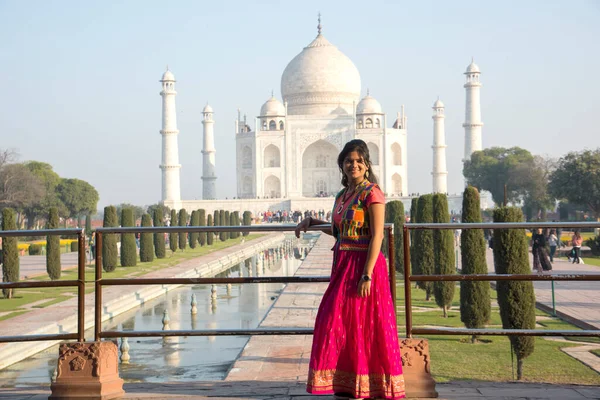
[367,88,370,96]
[166,64,169,71]
[317,12,322,35]
[271,89,274,97]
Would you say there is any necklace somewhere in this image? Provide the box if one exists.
[336,187,356,214]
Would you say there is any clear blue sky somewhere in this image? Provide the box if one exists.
[1,0,599,209]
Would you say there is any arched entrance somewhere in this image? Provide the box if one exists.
[264,175,281,198]
[301,140,339,197]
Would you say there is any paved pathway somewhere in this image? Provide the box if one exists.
[18,252,80,279]
[482,248,600,330]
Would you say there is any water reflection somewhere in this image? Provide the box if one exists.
[0,235,315,385]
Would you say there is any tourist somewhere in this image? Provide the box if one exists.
[532,228,551,273]
[571,230,584,264]
[295,139,405,399]
[547,229,558,262]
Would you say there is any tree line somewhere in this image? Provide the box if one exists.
[0,149,99,229]
[463,147,600,221]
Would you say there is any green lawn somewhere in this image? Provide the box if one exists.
[396,280,600,384]
[592,349,600,358]
[581,257,600,267]
[0,234,264,314]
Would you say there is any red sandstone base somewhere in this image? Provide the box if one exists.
[401,338,438,398]
[50,341,124,400]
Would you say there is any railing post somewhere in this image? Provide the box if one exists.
[403,225,412,338]
[95,232,103,342]
[388,227,397,313]
[551,281,557,317]
[77,231,86,342]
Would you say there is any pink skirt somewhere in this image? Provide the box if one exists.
[306,247,405,399]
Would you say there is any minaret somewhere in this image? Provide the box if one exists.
[463,58,483,161]
[432,98,448,194]
[201,103,217,199]
[159,68,181,203]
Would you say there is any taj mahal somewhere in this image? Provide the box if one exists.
[159,20,486,216]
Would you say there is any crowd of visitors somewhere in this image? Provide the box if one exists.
[255,209,331,223]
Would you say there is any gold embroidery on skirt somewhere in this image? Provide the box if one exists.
[307,368,406,397]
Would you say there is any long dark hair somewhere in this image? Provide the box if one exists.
[337,139,378,188]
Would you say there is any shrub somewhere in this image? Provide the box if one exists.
[120,208,137,267]
[189,210,199,249]
[169,209,178,253]
[409,198,419,274]
[198,209,206,246]
[460,186,491,341]
[153,207,166,259]
[384,201,404,273]
[46,207,61,280]
[242,211,252,237]
[140,214,154,262]
[213,210,220,244]
[229,211,237,239]
[2,208,19,298]
[102,206,119,272]
[414,194,434,300]
[493,207,536,380]
[219,210,227,242]
[585,235,600,256]
[178,209,188,251]
[432,193,455,317]
[206,214,214,245]
[28,244,42,255]
[223,211,230,241]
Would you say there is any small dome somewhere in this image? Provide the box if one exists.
[260,96,285,117]
[356,95,382,115]
[465,60,480,73]
[161,70,175,81]
[203,104,213,113]
[433,99,444,108]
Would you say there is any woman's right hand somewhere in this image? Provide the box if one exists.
[294,217,312,238]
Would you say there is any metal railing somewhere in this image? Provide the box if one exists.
[0,228,86,343]
[93,224,397,341]
[402,221,600,338]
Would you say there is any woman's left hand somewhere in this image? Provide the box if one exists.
[358,278,371,297]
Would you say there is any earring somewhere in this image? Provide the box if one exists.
[365,171,369,178]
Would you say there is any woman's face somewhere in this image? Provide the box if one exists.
[343,151,367,183]
[536,228,542,234]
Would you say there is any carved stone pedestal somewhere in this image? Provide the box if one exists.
[50,341,124,400]
[400,338,438,398]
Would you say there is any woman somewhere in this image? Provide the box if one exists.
[295,139,405,399]
[532,228,551,273]
[547,229,558,262]
[572,231,583,264]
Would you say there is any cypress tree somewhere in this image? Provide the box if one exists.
[409,198,419,275]
[432,193,455,317]
[213,210,220,244]
[206,214,214,245]
[198,209,206,246]
[140,214,154,262]
[189,210,199,249]
[233,211,241,239]
[229,211,236,239]
[242,211,252,237]
[46,207,61,280]
[120,208,137,267]
[219,210,227,241]
[169,209,178,253]
[153,207,166,258]
[493,207,536,380]
[102,206,118,272]
[223,211,230,240]
[178,209,188,250]
[2,208,19,298]
[385,201,405,273]
[460,186,491,342]
[414,194,434,300]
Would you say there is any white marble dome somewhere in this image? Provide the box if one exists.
[433,99,444,108]
[203,104,213,113]
[281,33,361,115]
[161,70,175,81]
[466,60,480,73]
[260,96,285,116]
[356,94,382,114]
